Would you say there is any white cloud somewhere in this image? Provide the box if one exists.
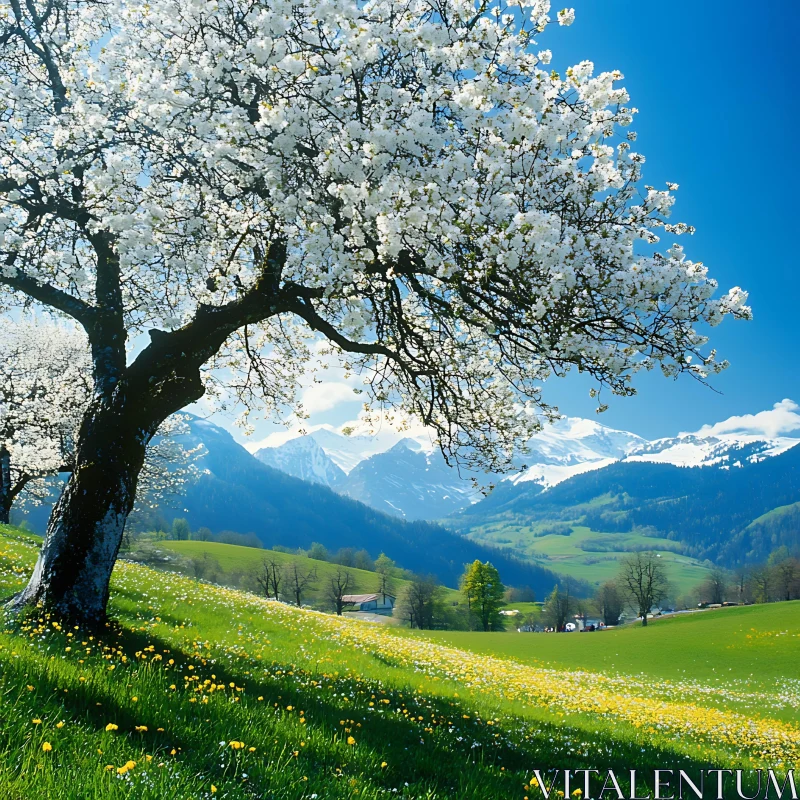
[689,399,800,439]
[299,381,360,415]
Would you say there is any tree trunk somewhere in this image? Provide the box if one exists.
[0,445,10,525]
[641,611,648,627]
[9,398,156,626]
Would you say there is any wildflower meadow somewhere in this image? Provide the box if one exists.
[0,526,796,798]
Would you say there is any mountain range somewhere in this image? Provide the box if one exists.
[163,419,569,593]
[251,404,800,523]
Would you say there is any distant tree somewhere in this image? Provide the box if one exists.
[188,552,221,582]
[374,553,397,576]
[618,553,669,627]
[700,566,728,605]
[460,561,505,631]
[284,563,317,607]
[542,583,574,631]
[171,518,191,542]
[353,549,375,572]
[769,554,800,602]
[194,527,213,542]
[732,565,750,603]
[255,558,284,600]
[503,585,537,604]
[376,570,396,605]
[327,568,354,615]
[216,531,263,549]
[334,548,356,568]
[396,575,443,630]
[748,565,772,604]
[307,542,329,562]
[594,581,624,626]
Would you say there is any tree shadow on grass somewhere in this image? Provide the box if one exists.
[0,618,754,799]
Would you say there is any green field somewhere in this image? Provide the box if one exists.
[0,526,796,798]
[465,523,710,594]
[156,540,461,608]
[417,602,800,723]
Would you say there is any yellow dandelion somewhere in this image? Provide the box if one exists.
[41,742,52,752]
[347,736,356,745]
[56,721,65,729]
[32,718,42,725]
[105,723,118,732]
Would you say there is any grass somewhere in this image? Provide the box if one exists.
[156,540,461,608]
[466,524,710,594]
[415,603,800,723]
[0,524,796,799]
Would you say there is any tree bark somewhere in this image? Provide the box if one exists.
[0,445,10,525]
[9,357,203,626]
[8,394,154,624]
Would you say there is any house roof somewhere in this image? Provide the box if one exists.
[342,593,394,603]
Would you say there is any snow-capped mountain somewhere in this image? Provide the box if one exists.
[626,434,799,468]
[255,435,346,487]
[248,400,800,521]
[340,439,481,520]
[509,417,646,487]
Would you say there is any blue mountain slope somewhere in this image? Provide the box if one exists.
[171,420,568,591]
[448,443,800,564]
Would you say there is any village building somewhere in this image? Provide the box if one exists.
[342,593,396,616]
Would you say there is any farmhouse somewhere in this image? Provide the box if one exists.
[342,593,396,615]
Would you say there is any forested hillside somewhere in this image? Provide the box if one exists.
[449,443,800,565]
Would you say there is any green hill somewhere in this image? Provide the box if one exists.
[416,602,800,722]
[0,526,796,799]
[156,539,461,607]
[458,522,710,595]
[447,444,800,578]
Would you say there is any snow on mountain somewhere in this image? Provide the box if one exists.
[249,414,437,474]
[254,435,346,487]
[507,417,645,487]
[340,439,481,521]
[626,434,800,468]
[624,400,800,468]
[246,401,800,519]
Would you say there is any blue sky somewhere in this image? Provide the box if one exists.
[535,0,800,437]
[213,0,800,446]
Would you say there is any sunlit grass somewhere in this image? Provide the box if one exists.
[0,525,794,798]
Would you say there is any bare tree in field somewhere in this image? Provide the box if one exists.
[327,568,354,616]
[255,558,284,601]
[284,564,317,607]
[376,570,395,605]
[701,566,728,605]
[771,556,800,602]
[748,566,772,604]
[733,565,750,603]
[594,581,624,627]
[619,553,669,627]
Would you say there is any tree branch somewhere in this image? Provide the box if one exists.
[0,257,97,327]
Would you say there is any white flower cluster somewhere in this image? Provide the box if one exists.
[0,0,750,467]
[0,320,200,510]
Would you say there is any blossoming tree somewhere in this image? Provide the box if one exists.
[0,0,749,623]
[0,319,201,525]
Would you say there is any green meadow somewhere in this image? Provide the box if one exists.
[0,526,796,799]
[158,540,461,606]
[465,523,710,594]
